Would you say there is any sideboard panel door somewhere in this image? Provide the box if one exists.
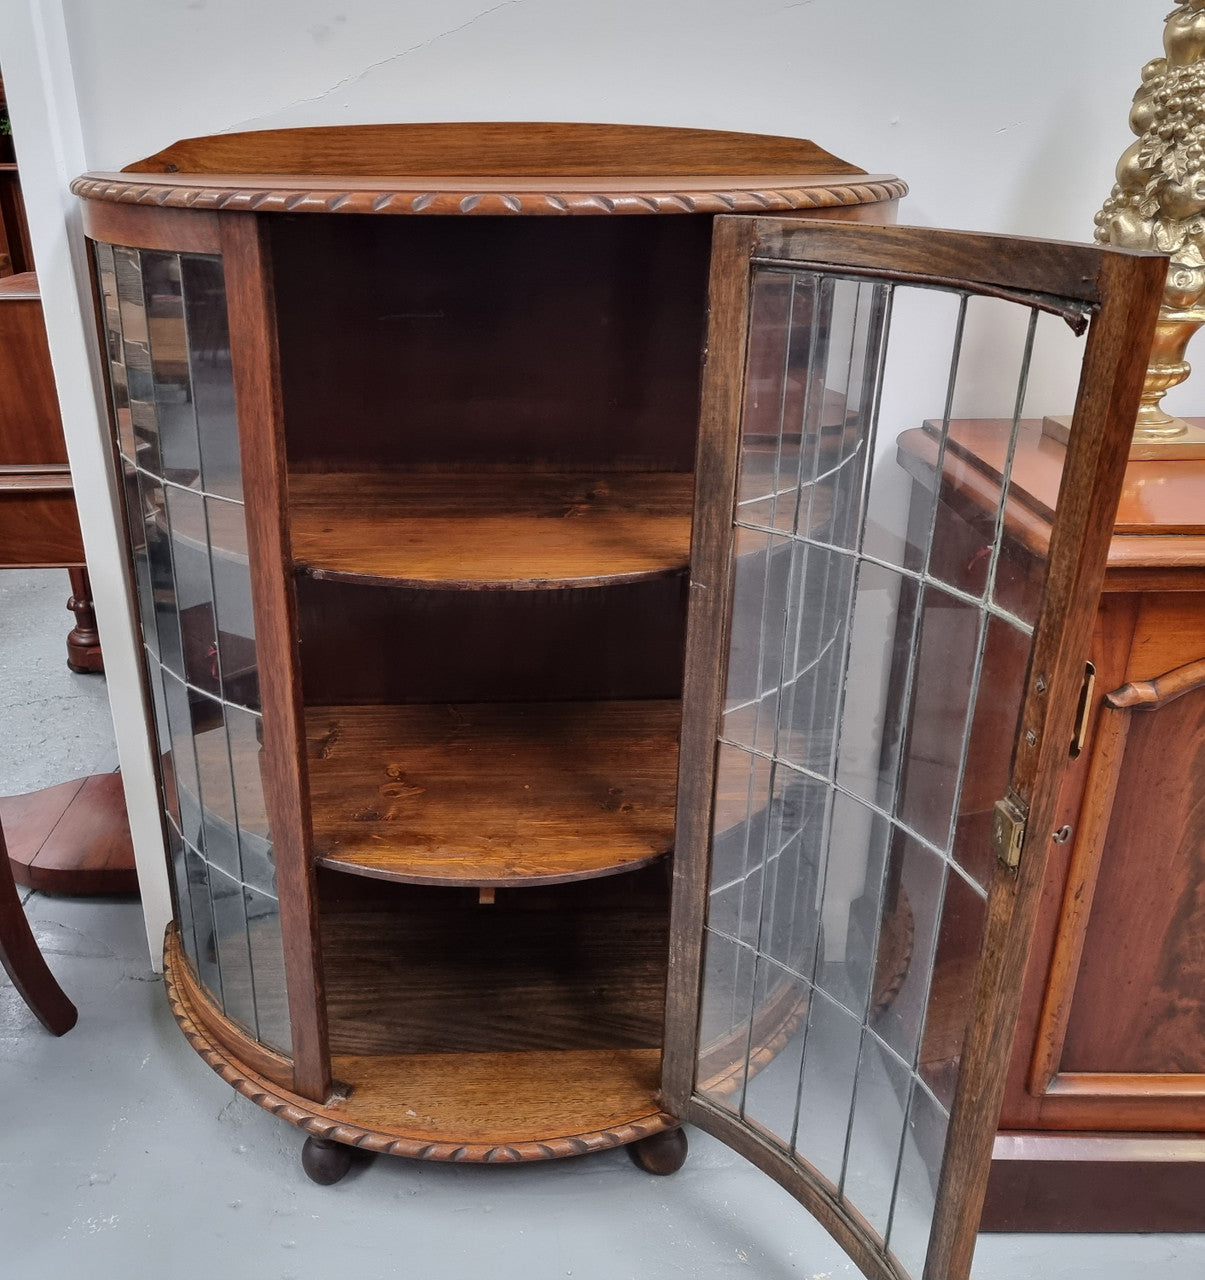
[664,217,1165,1280]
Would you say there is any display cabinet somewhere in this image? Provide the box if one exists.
[74,124,1163,1280]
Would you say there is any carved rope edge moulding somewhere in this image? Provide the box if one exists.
[70,176,909,216]
[162,932,677,1163]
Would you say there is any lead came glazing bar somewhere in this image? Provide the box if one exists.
[697,268,1078,1272]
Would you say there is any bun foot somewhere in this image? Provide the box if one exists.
[627,1125,687,1175]
[302,1135,353,1185]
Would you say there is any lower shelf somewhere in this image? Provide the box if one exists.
[165,923,675,1162]
[306,700,681,886]
[327,1048,665,1152]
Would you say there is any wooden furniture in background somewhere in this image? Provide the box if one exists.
[0,272,100,668]
[74,122,1163,1280]
[0,774,137,895]
[0,74,33,279]
[0,276,135,895]
[0,808,76,1034]
[898,422,1205,1232]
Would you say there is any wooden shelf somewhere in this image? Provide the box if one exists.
[328,1048,663,1150]
[288,470,693,589]
[306,700,680,886]
[167,919,674,1162]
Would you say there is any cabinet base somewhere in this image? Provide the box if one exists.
[982,1132,1205,1231]
[164,925,680,1166]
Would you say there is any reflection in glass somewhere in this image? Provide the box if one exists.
[697,267,1077,1265]
[741,956,810,1140]
[143,250,202,487]
[815,794,892,1019]
[698,929,756,1113]
[793,988,863,1184]
[210,863,258,1035]
[707,744,772,948]
[919,872,988,1110]
[245,885,290,1056]
[896,588,982,850]
[190,689,239,880]
[843,1034,913,1238]
[887,1081,950,1276]
[97,240,291,1059]
[207,497,259,710]
[184,843,222,1003]
[181,255,241,501]
[165,485,220,697]
[138,470,183,679]
[869,834,946,1068]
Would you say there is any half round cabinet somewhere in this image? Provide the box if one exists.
[75,124,1164,1280]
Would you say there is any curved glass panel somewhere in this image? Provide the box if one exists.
[697,267,1074,1275]
[95,241,290,1057]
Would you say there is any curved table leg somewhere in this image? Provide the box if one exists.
[0,822,77,1035]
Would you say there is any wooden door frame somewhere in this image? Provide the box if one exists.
[663,215,1165,1280]
[219,211,331,1103]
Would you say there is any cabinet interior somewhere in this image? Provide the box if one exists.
[269,213,711,1074]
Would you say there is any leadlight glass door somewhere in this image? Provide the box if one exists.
[663,218,1163,1280]
[94,241,292,1059]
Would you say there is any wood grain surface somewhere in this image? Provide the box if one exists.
[319,872,667,1053]
[76,122,902,223]
[327,1048,663,1148]
[165,922,676,1161]
[74,171,907,220]
[220,213,329,1101]
[0,773,136,894]
[289,470,693,589]
[0,274,65,466]
[306,701,679,885]
[122,122,869,179]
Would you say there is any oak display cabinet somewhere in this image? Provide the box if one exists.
[75,124,1163,1280]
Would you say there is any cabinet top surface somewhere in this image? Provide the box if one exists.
[71,121,906,216]
[900,419,1205,576]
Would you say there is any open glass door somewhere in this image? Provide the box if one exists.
[663,218,1163,1280]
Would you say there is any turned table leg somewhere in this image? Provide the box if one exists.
[0,820,77,1035]
[301,1135,354,1185]
[627,1126,688,1175]
[66,567,103,674]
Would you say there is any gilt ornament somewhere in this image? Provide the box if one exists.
[1096,1,1205,444]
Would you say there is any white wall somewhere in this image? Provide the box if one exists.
[0,0,1190,961]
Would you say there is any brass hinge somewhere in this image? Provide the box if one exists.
[991,796,1027,871]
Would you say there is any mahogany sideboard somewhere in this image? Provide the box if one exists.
[899,421,1205,1232]
[72,122,1164,1279]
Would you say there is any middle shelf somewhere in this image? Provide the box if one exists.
[306,699,681,886]
[288,469,694,589]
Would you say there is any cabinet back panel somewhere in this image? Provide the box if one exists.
[296,576,687,704]
[317,869,668,1054]
[270,215,711,471]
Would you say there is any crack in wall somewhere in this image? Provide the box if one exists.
[225,0,526,132]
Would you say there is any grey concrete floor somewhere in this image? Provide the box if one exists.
[1,567,1202,1280]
